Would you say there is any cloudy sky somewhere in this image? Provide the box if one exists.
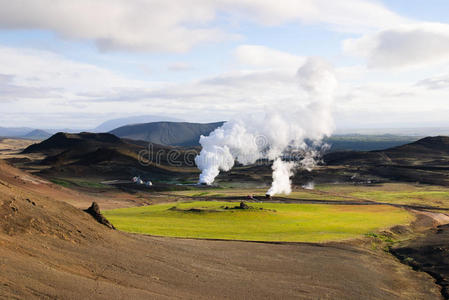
[1,0,449,130]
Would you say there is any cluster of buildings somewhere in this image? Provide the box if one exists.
[132,176,152,187]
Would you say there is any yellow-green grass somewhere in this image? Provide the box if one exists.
[167,183,449,209]
[169,188,350,202]
[104,201,413,243]
[316,183,449,209]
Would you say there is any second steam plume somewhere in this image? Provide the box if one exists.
[195,57,337,196]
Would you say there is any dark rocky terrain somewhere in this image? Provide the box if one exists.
[392,223,449,299]
[323,136,449,186]
[20,132,198,181]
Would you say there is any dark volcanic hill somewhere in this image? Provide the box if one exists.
[109,121,224,146]
[23,132,125,156]
[21,132,198,180]
[323,136,449,185]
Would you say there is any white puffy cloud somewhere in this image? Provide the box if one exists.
[0,0,406,53]
[0,44,305,127]
[3,43,448,129]
[0,0,225,53]
[234,45,304,68]
[223,0,406,32]
[343,22,449,69]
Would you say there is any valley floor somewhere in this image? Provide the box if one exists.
[0,160,446,299]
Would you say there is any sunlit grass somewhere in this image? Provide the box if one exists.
[316,183,449,208]
[104,201,413,243]
[169,183,449,209]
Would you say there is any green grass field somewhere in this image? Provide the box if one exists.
[168,183,449,209]
[169,188,350,201]
[317,183,449,208]
[104,201,413,243]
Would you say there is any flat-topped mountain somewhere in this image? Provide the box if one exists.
[109,121,224,146]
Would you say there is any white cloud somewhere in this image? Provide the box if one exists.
[0,0,407,53]
[343,22,449,69]
[0,46,147,92]
[167,62,194,72]
[223,0,407,32]
[0,45,157,127]
[234,45,305,68]
[0,0,226,53]
[416,74,449,90]
[335,79,449,127]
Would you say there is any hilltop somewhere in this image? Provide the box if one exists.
[93,115,183,132]
[110,121,224,146]
[22,129,52,140]
[23,132,124,156]
[21,132,197,182]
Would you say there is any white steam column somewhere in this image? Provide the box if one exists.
[195,57,337,195]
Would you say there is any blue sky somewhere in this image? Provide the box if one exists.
[1,0,449,131]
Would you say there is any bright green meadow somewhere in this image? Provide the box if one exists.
[104,201,413,242]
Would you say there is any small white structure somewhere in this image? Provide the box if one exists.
[132,176,152,187]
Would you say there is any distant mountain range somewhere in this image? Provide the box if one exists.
[0,115,184,139]
[0,126,35,137]
[0,118,431,151]
[109,121,420,150]
[109,121,225,147]
[22,129,52,140]
[0,127,51,140]
[93,115,183,132]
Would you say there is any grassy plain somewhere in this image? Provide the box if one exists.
[168,183,449,209]
[316,183,449,209]
[104,201,413,242]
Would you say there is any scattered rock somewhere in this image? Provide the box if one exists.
[239,202,249,209]
[84,202,115,229]
[25,198,36,206]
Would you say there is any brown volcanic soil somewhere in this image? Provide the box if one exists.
[0,160,443,299]
[392,222,449,299]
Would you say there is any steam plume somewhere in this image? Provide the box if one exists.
[195,57,337,195]
[267,158,296,196]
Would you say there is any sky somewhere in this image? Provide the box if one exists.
[1,0,449,131]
